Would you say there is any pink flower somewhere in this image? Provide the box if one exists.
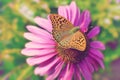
[21,1,105,80]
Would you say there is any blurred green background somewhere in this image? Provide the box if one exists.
[0,0,120,80]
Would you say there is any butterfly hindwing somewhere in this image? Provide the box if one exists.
[59,31,86,51]
[69,31,87,51]
[49,14,73,31]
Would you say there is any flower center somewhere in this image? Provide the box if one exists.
[56,46,89,63]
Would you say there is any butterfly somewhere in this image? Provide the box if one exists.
[49,14,87,51]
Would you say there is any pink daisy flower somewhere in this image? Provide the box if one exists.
[21,1,105,80]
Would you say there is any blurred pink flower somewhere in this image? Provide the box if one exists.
[116,0,120,4]
[21,1,105,80]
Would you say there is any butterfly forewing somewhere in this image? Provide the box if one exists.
[49,14,73,31]
[49,14,74,42]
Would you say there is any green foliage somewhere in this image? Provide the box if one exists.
[0,0,120,80]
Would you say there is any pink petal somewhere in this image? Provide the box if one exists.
[26,53,56,66]
[21,48,56,56]
[58,1,81,26]
[87,56,99,71]
[59,63,74,80]
[74,65,82,80]
[24,32,55,44]
[89,48,104,59]
[26,25,53,39]
[90,41,105,50]
[85,57,94,73]
[34,58,60,76]
[46,62,64,80]
[58,64,66,79]
[25,42,55,49]
[80,10,91,32]
[74,72,82,80]
[87,26,100,39]
[58,6,68,19]
[69,1,81,26]
[89,53,104,69]
[38,56,56,67]
[66,6,71,22]
[79,61,92,80]
[34,17,52,32]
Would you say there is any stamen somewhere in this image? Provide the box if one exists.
[56,46,88,63]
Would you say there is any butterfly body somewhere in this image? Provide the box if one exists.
[49,14,87,51]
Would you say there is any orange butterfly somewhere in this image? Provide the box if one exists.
[49,14,87,51]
